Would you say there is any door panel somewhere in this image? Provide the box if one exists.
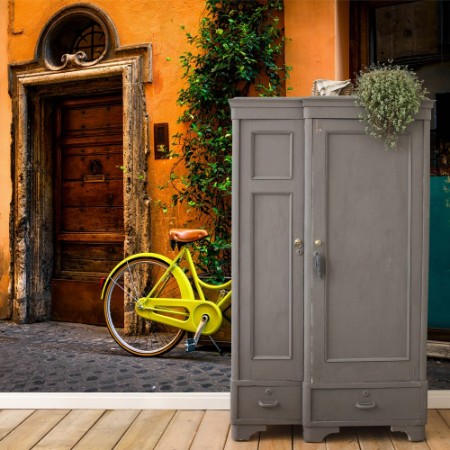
[60,101,123,135]
[308,118,425,383]
[62,180,123,207]
[60,242,124,273]
[61,150,123,181]
[61,207,124,233]
[237,119,304,382]
[325,132,409,361]
[52,94,124,325]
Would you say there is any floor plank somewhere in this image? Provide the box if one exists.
[0,410,69,450]
[114,409,175,450]
[72,410,140,450]
[258,425,292,450]
[32,410,105,450]
[425,410,450,450]
[0,410,35,441]
[326,427,360,450]
[438,409,450,428]
[223,427,259,450]
[357,427,395,450]
[153,410,204,450]
[190,410,231,450]
[389,429,431,450]
[0,409,448,450]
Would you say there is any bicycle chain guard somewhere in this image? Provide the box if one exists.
[135,298,222,335]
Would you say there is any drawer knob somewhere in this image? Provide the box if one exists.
[258,400,279,409]
[355,401,377,410]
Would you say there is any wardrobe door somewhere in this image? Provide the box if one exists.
[305,117,428,385]
[236,119,304,382]
[230,104,305,440]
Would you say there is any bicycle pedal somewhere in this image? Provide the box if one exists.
[185,338,197,352]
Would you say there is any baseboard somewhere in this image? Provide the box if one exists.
[0,392,230,410]
[428,390,450,409]
[0,391,448,410]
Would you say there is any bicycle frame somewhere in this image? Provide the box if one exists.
[102,246,232,336]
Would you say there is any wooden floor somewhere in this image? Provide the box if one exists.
[0,409,449,449]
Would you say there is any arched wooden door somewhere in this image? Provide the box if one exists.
[51,94,124,325]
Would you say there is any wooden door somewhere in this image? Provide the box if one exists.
[52,94,124,325]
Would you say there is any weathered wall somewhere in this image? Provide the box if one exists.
[0,0,12,318]
[7,0,206,259]
[4,0,346,318]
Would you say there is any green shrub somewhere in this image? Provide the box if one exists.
[160,0,290,282]
[355,64,428,150]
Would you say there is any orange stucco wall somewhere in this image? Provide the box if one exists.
[2,0,347,318]
[0,0,12,317]
[285,0,349,96]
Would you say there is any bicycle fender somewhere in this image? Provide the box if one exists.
[100,253,193,300]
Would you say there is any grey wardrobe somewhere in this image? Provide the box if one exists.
[230,97,433,443]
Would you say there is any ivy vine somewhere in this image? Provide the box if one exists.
[160,0,290,281]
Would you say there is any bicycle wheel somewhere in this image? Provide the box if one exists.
[104,256,187,356]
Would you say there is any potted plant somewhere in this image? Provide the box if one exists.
[354,64,428,150]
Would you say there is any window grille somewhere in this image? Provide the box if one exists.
[71,23,106,61]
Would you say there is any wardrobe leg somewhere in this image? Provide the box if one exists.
[390,425,426,442]
[302,426,340,442]
[231,424,266,441]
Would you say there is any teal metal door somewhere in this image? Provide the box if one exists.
[429,93,450,338]
[429,176,450,333]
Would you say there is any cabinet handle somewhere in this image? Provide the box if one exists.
[258,400,280,408]
[355,401,377,410]
[294,238,304,255]
[313,251,326,279]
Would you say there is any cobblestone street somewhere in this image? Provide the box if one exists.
[0,321,231,393]
[0,320,449,393]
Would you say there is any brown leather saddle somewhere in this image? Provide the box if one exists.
[169,228,208,249]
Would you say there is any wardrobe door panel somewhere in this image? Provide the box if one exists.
[307,118,426,384]
[237,119,304,382]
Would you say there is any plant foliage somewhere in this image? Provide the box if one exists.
[162,0,289,281]
[355,64,428,150]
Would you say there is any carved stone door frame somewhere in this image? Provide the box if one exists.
[9,58,150,322]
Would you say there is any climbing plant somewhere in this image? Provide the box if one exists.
[160,0,290,282]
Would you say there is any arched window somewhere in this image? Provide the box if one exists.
[38,6,112,70]
[71,23,106,62]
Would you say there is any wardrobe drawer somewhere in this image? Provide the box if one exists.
[235,385,302,422]
[310,387,424,424]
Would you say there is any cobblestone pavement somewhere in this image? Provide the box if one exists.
[0,320,231,393]
[0,320,449,392]
[428,358,450,389]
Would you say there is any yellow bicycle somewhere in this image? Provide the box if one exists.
[101,229,232,356]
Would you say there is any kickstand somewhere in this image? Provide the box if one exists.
[208,335,225,356]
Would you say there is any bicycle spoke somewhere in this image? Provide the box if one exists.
[104,257,185,356]
[107,266,139,303]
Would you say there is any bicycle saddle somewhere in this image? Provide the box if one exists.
[169,228,208,243]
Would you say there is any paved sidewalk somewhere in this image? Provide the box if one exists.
[0,320,231,393]
[0,320,449,393]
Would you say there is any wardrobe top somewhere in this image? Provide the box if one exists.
[229,96,434,121]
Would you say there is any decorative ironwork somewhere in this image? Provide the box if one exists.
[72,23,106,62]
[45,22,106,71]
